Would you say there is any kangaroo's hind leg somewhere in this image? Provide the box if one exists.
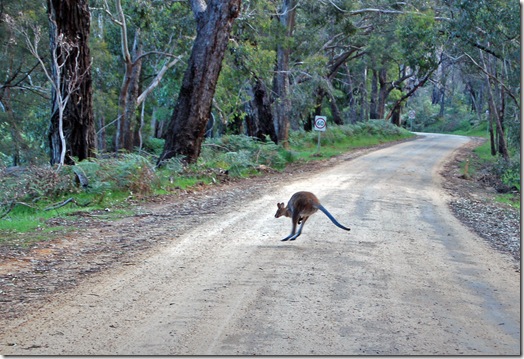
[288,216,309,241]
[281,217,299,241]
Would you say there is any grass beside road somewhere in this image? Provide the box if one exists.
[0,120,413,239]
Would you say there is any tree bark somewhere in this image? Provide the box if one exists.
[390,105,401,126]
[47,0,96,165]
[369,69,378,119]
[481,50,509,160]
[158,0,241,165]
[117,29,142,152]
[246,77,278,142]
[377,68,388,119]
[327,90,344,125]
[361,66,369,121]
[272,0,296,147]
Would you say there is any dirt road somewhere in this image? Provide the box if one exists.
[1,133,520,355]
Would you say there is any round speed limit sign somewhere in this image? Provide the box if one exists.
[314,116,327,132]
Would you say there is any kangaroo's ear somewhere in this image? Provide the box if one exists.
[277,202,283,209]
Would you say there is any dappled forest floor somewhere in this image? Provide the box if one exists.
[0,137,520,321]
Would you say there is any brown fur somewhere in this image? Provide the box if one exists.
[275,191,350,241]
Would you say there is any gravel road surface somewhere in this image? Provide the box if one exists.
[1,133,519,355]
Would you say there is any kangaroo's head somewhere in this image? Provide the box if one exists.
[275,202,289,218]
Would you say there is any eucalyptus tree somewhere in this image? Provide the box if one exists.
[158,0,241,165]
[212,1,278,142]
[0,1,49,166]
[296,0,365,128]
[344,3,441,125]
[443,0,520,160]
[384,10,440,125]
[45,0,96,166]
[99,0,187,153]
[272,0,296,146]
[3,1,96,166]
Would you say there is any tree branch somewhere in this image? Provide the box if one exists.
[132,51,181,66]
[385,69,436,121]
[44,197,76,211]
[464,52,520,109]
[136,55,183,106]
[115,0,132,63]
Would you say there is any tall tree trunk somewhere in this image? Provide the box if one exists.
[327,90,343,125]
[432,52,446,118]
[272,0,296,147]
[487,111,496,156]
[391,105,401,126]
[47,0,96,165]
[246,77,277,142]
[115,28,142,152]
[343,65,357,124]
[106,0,181,152]
[121,31,142,151]
[495,83,509,160]
[361,66,368,121]
[369,69,378,119]
[97,115,106,152]
[377,68,388,119]
[481,50,509,160]
[158,0,241,165]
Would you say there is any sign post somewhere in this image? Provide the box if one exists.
[314,116,327,153]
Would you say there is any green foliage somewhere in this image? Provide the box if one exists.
[201,135,291,176]
[470,140,520,205]
[142,137,165,156]
[78,154,157,196]
[405,86,480,133]
[289,120,414,160]
[1,126,413,236]
[0,166,77,206]
[494,155,521,193]
[388,88,403,103]
[396,11,438,72]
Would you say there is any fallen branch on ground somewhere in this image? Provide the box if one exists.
[44,197,77,211]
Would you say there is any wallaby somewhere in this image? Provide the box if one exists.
[275,191,350,241]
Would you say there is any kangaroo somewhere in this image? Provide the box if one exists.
[275,191,350,241]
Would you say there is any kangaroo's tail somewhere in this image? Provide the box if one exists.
[317,204,351,231]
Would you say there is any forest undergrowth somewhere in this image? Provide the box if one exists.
[0,121,412,242]
[1,119,519,247]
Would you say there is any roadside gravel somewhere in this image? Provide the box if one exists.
[440,137,520,268]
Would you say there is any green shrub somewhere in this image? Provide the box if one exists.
[163,155,186,174]
[111,154,157,195]
[200,134,291,173]
[75,154,157,196]
[1,123,415,234]
[0,165,77,205]
[497,155,521,192]
[142,137,165,155]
